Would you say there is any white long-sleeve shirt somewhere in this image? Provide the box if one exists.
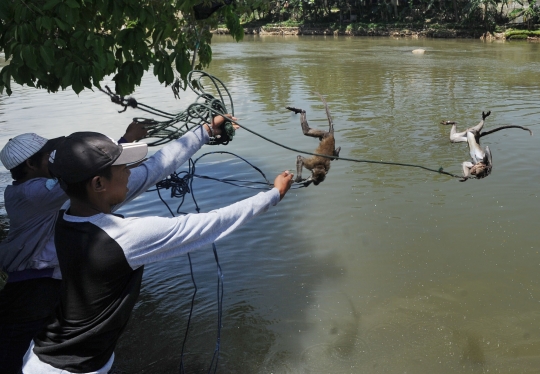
[23,188,280,373]
[0,126,209,278]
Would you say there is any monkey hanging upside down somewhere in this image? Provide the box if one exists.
[460,130,492,182]
[286,93,341,186]
[441,110,532,181]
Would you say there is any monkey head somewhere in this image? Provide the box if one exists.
[311,166,327,185]
[470,162,492,179]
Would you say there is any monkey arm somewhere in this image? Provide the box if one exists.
[484,146,492,166]
[461,161,474,181]
[479,125,533,138]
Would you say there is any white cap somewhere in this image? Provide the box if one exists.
[113,142,148,166]
[0,133,48,170]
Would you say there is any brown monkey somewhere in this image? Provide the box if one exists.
[286,93,341,186]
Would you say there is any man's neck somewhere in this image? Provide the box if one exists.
[16,169,51,184]
[68,197,112,217]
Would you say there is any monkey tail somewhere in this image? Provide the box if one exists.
[479,125,533,138]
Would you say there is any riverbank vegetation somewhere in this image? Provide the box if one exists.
[241,0,539,33]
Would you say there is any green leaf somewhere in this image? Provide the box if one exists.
[54,56,67,76]
[4,41,18,60]
[43,0,62,11]
[175,51,190,81]
[65,0,81,9]
[22,45,38,70]
[1,66,12,95]
[0,1,11,21]
[40,46,55,67]
[54,18,69,31]
[14,2,28,23]
[106,52,115,71]
[164,63,174,84]
[41,17,54,31]
[55,38,67,48]
[18,25,29,44]
[62,62,74,88]
[92,63,104,83]
[72,66,83,94]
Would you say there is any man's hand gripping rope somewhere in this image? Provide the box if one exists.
[203,114,239,145]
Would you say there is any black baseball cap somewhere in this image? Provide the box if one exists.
[49,132,148,184]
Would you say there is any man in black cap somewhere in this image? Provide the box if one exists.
[0,122,147,374]
[21,127,293,373]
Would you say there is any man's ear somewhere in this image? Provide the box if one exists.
[25,158,38,171]
[89,176,107,192]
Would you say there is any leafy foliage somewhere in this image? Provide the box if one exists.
[0,0,244,95]
[1,0,538,96]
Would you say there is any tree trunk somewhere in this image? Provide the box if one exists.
[452,0,459,22]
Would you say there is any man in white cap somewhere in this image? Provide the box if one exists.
[0,122,148,374]
[0,117,235,373]
[20,129,293,373]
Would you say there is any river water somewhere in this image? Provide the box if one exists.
[1,35,540,373]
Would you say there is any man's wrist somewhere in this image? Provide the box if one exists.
[203,124,214,137]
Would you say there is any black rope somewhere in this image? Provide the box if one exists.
[179,253,197,374]
[207,243,224,374]
[149,150,299,374]
[229,122,463,179]
[101,71,461,179]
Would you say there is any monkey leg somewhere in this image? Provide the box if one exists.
[466,111,490,135]
[295,155,305,183]
[314,92,335,135]
[449,124,468,143]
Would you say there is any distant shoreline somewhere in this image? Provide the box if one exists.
[214,25,540,41]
